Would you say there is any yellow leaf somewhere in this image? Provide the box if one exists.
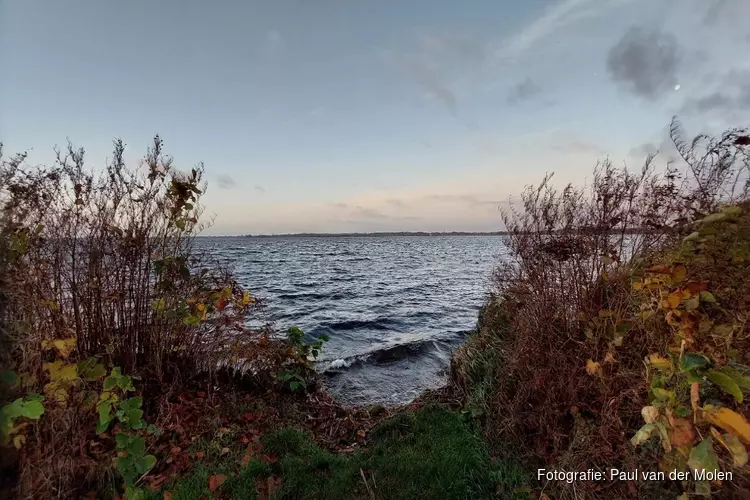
[704,406,750,444]
[52,337,77,359]
[671,264,687,283]
[667,291,682,309]
[13,434,25,449]
[632,280,644,291]
[43,361,78,382]
[647,353,671,370]
[242,291,255,306]
[585,359,601,376]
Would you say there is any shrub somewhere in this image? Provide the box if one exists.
[454,119,750,498]
[0,137,271,498]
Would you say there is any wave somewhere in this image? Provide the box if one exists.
[319,338,457,374]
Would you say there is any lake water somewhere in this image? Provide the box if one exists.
[196,236,507,406]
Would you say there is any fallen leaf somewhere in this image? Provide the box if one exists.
[208,474,227,491]
[195,450,205,459]
[667,412,696,447]
[667,291,682,309]
[642,406,660,424]
[671,264,687,283]
[703,406,750,444]
[631,423,656,446]
[221,447,230,456]
[715,431,748,467]
[163,492,172,500]
[586,359,601,376]
[688,438,720,478]
[648,353,671,370]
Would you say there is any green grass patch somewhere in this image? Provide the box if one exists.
[156,405,529,500]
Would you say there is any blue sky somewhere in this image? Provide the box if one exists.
[1,0,749,234]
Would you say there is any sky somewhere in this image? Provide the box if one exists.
[1,0,749,234]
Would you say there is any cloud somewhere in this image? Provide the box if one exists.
[628,142,659,158]
[391,32,487,116]
[606,27,682,100]
[330,202,349,209]
[351,206,389,220]
[423,193,502,209]
[386,198,409,209]
[254,185,266,193]
[496,0,635,60]
[216,175,236,189]
[507,77,542,103]
[263,30,286,56]
[404,56,458,116]
[553,140,607,156]
[681,70,750,117]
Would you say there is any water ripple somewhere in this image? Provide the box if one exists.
[196,236,507,406]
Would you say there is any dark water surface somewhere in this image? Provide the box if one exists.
[196,236,506,406]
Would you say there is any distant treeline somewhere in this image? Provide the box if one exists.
[240,231,510,238]
[232,228,662,238]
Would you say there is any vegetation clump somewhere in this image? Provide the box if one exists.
[453,119,750,498]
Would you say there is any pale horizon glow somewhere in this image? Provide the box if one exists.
[1,0,748,235]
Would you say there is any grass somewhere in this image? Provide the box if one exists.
[151,405,530,500]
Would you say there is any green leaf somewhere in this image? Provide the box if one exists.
[135,454,156,474]
[699,291,716,303]
[652,387,675,402]
[103,376,118,391]
[116,455,139,485]
[289,381,301,391]
[20,399,44,420]
[124,486,147,500]
[115,432,130,449]
[126,435,146,457]
[706,370,743,403]
[124,409,144,427]
[716,366,750,391]
[688,438,720,478]
[97,401,112,433]
[83,363,107,381]
[683,231,700,242]
[675,406,692,418]
[684,297,700,311]
[631,423,656,446]
[680,353,711,372]
[120,397,143,411]
[701,212,727,224]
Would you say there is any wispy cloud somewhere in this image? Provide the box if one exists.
[254,184,266,193]
[495,0,636,60]
[262,30,286,57]
[681,69,750,118]
[216,175,236,189]
[507,77,542,103]
[553,140,607,156]
[390,0,635,113]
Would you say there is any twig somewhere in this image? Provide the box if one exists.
[360,468,375,500]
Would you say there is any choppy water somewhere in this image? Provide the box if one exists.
[196,236,506,406]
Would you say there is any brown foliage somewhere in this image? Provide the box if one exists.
[454,118,750,498]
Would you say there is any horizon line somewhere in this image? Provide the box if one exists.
[200,230,510,238]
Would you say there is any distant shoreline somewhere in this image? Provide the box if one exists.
[207,231,510,238]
